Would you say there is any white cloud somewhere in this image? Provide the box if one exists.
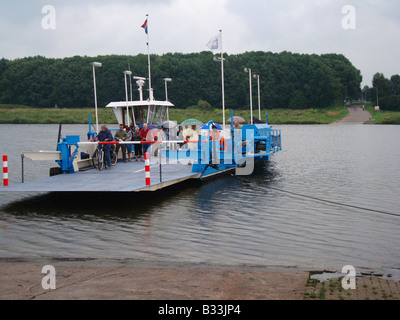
[0,0,399,86]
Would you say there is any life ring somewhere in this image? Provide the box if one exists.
[220,137,227,151]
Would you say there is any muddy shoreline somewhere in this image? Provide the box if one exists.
[0,259,308,300]
[1,258,399,300]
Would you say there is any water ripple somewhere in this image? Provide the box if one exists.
[1,124,400,276]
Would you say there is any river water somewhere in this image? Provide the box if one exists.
[0,124,399,279]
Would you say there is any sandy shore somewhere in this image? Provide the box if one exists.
[0,260,308,300]
[2,259,399,300]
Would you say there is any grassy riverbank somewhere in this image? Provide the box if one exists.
[365,105,400,124]
[0,104,116,124]
[169,105,349,125]
[0,104,352,125]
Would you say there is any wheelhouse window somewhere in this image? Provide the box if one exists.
[148,105,167,125]
[134,107,147,126]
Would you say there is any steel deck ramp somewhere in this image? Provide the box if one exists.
[2,160,201,193]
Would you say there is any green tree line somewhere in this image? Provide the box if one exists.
[363,73,400,110]
[0,51,362,110]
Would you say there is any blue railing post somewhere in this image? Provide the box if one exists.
[87,113,96,141]
[57,135,81,173]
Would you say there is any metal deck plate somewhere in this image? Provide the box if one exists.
[2,159,200,193]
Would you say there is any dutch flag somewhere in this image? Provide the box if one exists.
[141,19,148,34]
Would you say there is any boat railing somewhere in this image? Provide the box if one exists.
[22,128,282,178]
[271,129,282,153]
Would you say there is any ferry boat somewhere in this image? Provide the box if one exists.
[1,23,282,194]
[2,109,282,194]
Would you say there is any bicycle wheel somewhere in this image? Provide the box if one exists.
[111,150,117,166]
[92,149,100,170]
[98,150,104,171]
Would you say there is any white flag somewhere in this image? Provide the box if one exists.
[207,34,221,51]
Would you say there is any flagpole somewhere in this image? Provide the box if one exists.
[145,14,153,101]
[128,63,133,101]
[220,30,226,130]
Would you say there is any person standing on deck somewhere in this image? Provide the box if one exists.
[132,127,143,162]
[185,125,199,166]
[177,126,184,148]
[186,125,199,150]
[125,126,133,162]
[114,124,128,163]
[153,127,166,157]
[233,120,242,130]
[90,124,113,170]
[209,124,221,141]
[182,125,191,149]
[140,123,153,158]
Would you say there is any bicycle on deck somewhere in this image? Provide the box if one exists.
[92,145,117,171]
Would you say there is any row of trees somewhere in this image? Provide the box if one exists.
[0,51,362,110]
[363,73,400,110]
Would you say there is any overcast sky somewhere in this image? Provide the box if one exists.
[0,0,399,87]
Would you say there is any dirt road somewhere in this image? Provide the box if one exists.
[334,106,372,124]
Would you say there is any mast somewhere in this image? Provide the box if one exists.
[124,70,132,127]
[220,30,226,130]
[144,14,153,101]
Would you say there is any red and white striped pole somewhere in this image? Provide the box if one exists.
[145,152,150,186]
[3,155,8,187]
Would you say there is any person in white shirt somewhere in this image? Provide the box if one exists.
[187,125,199,150]
[182,125,191,149]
